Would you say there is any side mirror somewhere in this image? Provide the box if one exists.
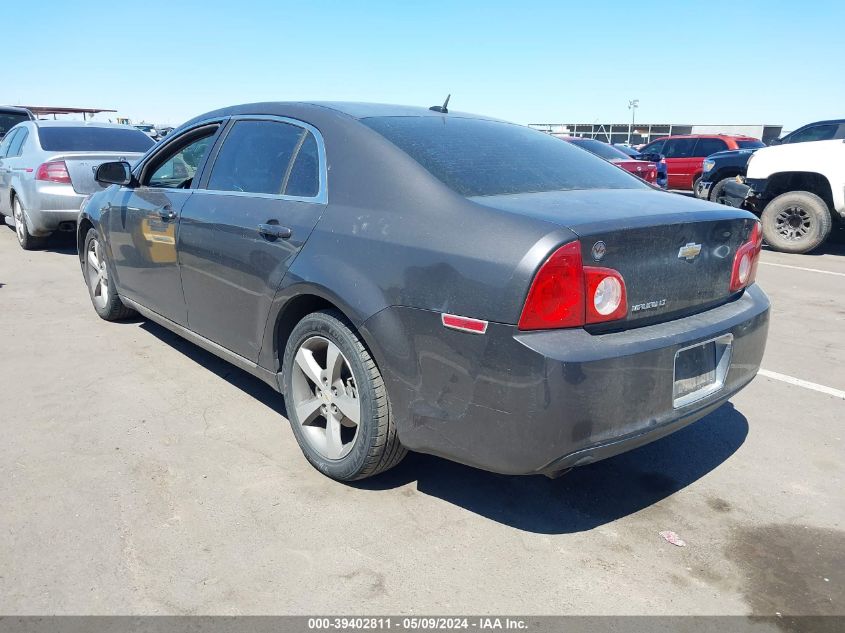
[769,137,782,146]
[636,152,663,163]
[96,161,133,186]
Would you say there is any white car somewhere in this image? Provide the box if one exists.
[722,138,845,253]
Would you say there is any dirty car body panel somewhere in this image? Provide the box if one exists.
[79,102,770,476]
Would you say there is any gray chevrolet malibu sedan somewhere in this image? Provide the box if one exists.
[0,121,153,249]
[77,102,770,481]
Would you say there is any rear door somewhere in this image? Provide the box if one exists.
[178,116,326,361]
[662,138,697,189]
[105,123,222,325]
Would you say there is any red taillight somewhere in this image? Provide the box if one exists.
[518,241,628,330]
[730,222,763,292]
[518,241,585,330]
[35,160,71,184]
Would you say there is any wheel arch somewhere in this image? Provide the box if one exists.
[712,168,743,182]
[77,216,95,265]
[260,282,390,388]
[763,171,834,213]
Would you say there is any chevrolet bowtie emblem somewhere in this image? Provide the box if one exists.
[678,242,702,261]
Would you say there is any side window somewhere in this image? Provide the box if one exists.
[642,139,664,155]
[145,129,217,188]
[284,131,320,197]
[694,138,728,157]
[663,138,696,158]
[8,129,28,157]
[785,124,837,144]
[206,120,319,196]
[0,129,19,158]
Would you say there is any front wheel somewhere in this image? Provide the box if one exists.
[83,228,136,321]
[282,310,406,481]
[691,176,702,194]
[708,177,735,204]
[761,191,832,254]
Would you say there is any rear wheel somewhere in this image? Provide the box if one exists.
[708,177,735,204]
[761,191,832,254]
[13,197,46,251]
[283,310,405,481]
[83,228,136,321]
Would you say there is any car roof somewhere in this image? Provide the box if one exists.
[794,118,845,127]
[0,105,33,115]
[184,101,505,127]
[651,134,758,140]
[32,120,137,129]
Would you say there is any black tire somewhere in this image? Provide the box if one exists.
[708,177,734,204]
[282,309,406,481]
[691,176,702,195]
[12,196,46,251]
[761,191,833,254]
[83,228,136,321]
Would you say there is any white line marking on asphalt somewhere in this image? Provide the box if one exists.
[759,261,845,277]
[759,369,845,400]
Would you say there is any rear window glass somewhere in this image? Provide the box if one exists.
[695,138,728,156]
[361,116,646,197]
[737,139,765,149]
[0,113,29,137]
[37,127,154,152]
[567,138,632,161]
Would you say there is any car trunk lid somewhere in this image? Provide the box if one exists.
[48,152,144,194]
[470,188,758,327]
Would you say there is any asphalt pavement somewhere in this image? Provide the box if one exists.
[0,223,842,616]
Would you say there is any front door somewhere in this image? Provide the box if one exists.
[177,116,326,361]
[105,125,221,325]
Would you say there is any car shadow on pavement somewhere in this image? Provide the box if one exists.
[138,320,289,417]
[40,231,78,255]
[136,317,748,535]
[355,404,748,534]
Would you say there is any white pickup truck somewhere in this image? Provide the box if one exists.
[721,138,844,253]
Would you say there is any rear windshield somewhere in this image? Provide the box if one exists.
[0,113,29,137]
[737,139,765,149]
[37,127,154,152]
[361,116,647,197]
[567,138,632,161]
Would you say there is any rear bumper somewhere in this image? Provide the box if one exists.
[27,182,85,233]
[363,285,770,475]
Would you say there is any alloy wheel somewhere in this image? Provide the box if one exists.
[290,336,361,460]
[13,199,25,245]
[86,236,110,309]
[775,206,812,241]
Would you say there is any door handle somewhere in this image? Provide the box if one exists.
[158,205,176,221]
[258,223,292,239]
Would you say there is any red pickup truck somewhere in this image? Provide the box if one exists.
[639,134,765,191]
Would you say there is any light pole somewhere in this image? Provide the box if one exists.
[627,99,639,144]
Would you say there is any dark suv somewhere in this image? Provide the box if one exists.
[0,106,34,140]
[771,119,845,146]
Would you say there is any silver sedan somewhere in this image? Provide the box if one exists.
[0,120,153,249]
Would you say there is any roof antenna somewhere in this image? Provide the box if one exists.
[429,94,450,114]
